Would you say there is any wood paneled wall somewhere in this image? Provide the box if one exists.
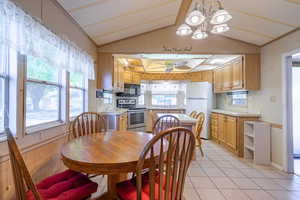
[0,137,67,200]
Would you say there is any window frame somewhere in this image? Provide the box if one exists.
[69,84,86,118]
[151,94,177,106]
[24,57,64,133]
[0,73,9,138]
[229,92,248,107]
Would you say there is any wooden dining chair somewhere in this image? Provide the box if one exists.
[152,115,180,135]
[116,127,196,200]
[5,128,98,200]
[69,112,106,140]
[189,111,197,118]
[195,112,205,157]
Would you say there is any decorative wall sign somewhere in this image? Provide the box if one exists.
[162,45,193,52]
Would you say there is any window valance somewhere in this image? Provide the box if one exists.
[0,0,95,80]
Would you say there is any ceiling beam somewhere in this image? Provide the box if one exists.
[175,0,193,25]
[261,27,300,47]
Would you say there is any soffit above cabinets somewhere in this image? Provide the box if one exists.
[57,0,183,45]
[115,54,240,73]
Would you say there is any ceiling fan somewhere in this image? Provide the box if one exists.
[165,61,191,72]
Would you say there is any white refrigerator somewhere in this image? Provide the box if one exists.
[186,82,213,139]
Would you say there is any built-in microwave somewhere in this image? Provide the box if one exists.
[116,84,141,97]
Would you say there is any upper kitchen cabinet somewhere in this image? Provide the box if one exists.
[97,53,114,90]
[123,71,141,84]
[213,55,260,93]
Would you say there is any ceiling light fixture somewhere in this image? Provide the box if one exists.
[176,0,232,39]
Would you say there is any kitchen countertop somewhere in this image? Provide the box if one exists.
[156,113,197,124]
[211,109,261,117]
[147,107,186,110]
[99,109,128,115]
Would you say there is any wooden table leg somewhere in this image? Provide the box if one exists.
[95,173,128,200]
[108,173,128,199]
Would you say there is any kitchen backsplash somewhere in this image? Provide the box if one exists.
[216,91,261,113]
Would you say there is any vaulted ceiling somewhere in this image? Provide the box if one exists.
[57,0,300,46]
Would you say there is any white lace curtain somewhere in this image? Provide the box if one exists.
[0,0,95,79]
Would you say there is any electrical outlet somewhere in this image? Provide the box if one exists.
[270,96,277,103]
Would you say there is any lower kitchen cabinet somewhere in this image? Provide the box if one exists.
[210,112,259,157]
[118,113,128,131]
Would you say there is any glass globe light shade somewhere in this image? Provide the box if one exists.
[185,10,205,26]
[211,24,230,34]
[176,24,193,36]
[192,30,208,40]
[210,9,232,24]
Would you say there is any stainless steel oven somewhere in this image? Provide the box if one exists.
[127,109,146,129]
[116,99,146,129]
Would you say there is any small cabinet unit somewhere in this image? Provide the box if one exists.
[244,121,270,165]
[210,112,260,157]
[213,55,260,93]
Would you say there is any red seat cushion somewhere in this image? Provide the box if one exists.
[26,170,98,200]
[117,172,173,200]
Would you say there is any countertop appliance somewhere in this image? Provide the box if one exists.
[186,82,213,139]
[116,84,141,97]
[116,98,146,130]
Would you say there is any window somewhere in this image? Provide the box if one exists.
[25,56,62,127]
[0,72,7,134]
[103,92,113,104]
[0,45,10,135]
[150,82,183,106]
[70,72,85,118]
[231,92,248,106]
[152,94,177,106]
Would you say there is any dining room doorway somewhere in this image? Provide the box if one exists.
[292,53,300,175]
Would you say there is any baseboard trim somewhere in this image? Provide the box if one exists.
[271,162,284,171]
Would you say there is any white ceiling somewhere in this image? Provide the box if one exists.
[57,0,300,46]
[57,0,183,45]
[214,0,300,45]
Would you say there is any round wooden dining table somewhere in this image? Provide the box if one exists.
[61,131,167,200]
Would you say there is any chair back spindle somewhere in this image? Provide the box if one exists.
[69,112,106,140]
[136,127,195,200]
[153,115,180,135]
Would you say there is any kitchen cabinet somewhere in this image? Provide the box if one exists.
[213,55,260,93]
[210,112,259,156]
[225,116,237,151]
[214,68,223,92]
[123,70,132,83]
[218,114,226,144]
[232,57,244,90]
[118,113,128,131]
[210,113,218,140]
[222,64,233,91]
[97,53,114,90]
[123,71,141,84]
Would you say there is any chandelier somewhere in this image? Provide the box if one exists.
[176,0,232,40]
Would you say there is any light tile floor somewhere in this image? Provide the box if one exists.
[184,140,300,200]
[92,140,300,199]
